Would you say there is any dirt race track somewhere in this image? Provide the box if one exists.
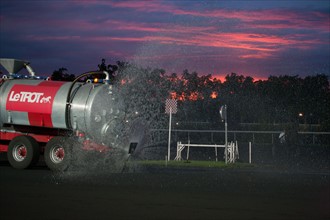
[0,159,329,220]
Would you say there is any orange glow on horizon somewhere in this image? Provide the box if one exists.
[189,92,199,101]
[170,91,176,99]
[211,91,218,99]
[212,74,267,82]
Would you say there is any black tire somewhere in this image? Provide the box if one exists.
[7,136,40,169]
[44,136,72,172]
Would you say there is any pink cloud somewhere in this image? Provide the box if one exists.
[109,1,329,32]
[108,1,178,13]
[15,1,327,64]
[103,20,214,34]
[25,22,320,61]
[26,35,81,41]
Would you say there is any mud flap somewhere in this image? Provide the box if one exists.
[128,142,138,154]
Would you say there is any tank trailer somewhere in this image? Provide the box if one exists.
[0,59,138,171]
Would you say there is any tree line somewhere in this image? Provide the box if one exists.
[51,60,330,131]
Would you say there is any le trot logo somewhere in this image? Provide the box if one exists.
[6,83,61,113]
[8,90,51,104]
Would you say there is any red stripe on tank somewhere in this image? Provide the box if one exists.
[28,113,53,127]
[38,81,66,87]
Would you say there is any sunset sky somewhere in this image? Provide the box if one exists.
[0,0,329,80]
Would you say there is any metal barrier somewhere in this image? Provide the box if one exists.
[150,129,330,145]
[174,141,239,163]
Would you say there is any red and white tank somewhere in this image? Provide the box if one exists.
[0,59,122,144]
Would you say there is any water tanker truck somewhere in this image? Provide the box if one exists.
[0,58,139,171]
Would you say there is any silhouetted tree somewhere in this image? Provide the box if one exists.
[51,68,75,81]
[92,59,330,131]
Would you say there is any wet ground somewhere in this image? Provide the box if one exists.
[0,158,329,220]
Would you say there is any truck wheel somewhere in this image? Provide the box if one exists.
[44,137,72,172]
[7,136,40,169]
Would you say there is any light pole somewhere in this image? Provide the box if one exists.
[167,107,172,161]
[220,105,228,164]
[165,99,177,161]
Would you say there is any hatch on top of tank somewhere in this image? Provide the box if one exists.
[0,58,36,78]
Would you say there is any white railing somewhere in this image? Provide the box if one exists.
[174,141,239,163]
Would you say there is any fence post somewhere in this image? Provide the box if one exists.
[215,147,218,162]
[249,142,252,164]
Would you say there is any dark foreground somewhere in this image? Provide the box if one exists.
[0,161,329,220]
